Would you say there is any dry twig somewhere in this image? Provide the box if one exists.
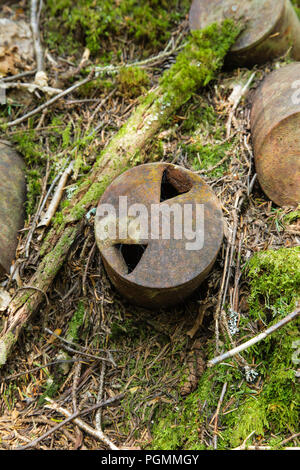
[208,306,300,367]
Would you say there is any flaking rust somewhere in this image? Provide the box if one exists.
[189,0,300,66]
[95,163,224,309]
[251,63,300,207]
[0,143,26,275]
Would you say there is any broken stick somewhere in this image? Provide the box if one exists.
[208,305,300,367]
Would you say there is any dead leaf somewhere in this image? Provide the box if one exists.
[0,46,20,76]
[0,18,34,75]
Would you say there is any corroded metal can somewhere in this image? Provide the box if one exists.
[95,163,224,309]
[251,63,300,207]
[189,0,300,66]
[0,143,26,275]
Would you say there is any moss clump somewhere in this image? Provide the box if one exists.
[247,246,300,322]
[176,100,233,176]
[283,208,300,225]
[181,102,218,134]
[183,141,232,177]
[160,20,242,106]
[117,66,150,98]
[45,0,190,56]
[67,301,85,342]
[150,248,300,450]
[25,169,42,216]
[76,77,114,99]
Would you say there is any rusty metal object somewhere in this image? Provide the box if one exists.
[95,163,224,309]
[189,0,300,66]
[251,63,300,207]
[0,143,26,275]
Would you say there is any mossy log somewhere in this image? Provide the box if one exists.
[0,21,241,366]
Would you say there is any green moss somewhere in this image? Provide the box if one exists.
[181,102,218,134]
[160,20,242,106]
[150,248,300,450]
[246,247,300,322]
[76,76,115,98]
[44,0,190,56]
[174,99,233,176]
[183,141,232,177]
[117,66,150,98]
[283,208,300,225]
[106,313,187,440]
[67,301,85,342]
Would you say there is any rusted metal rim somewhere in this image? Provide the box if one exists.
[0,143,26,275]
[250,63,300,207]
[189,0,285,52]
[95,163,224,308]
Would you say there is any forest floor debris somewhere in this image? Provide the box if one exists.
[0,1,299,451]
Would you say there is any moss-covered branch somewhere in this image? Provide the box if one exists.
[0,20,241,366]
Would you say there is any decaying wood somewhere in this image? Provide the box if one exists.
[0,86,178,364]
[0,90,178,364]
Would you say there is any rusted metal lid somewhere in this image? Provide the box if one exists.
[0,143,26,275]
[95,163,224,309]
[189,0,285,52]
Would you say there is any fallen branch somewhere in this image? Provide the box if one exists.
[0,21,241,366]
[208,306,300,367]
[16,393,124,450]
[0,81,62,96]
[46,398,119,450]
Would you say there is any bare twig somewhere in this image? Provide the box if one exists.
[31,0,44,72]
[94,31,186,76]
[5,71,95,128]
[15,393,124,449]
[46,398,119,450]
[208,306,300,367]
[0,81,62,96]
[38,162,74,227]
[24,168,61,257]
[0,70,37,82]
[212,381,227,449]
[2,358,86,382]
[226,72,255,138]
[95,362,106,431]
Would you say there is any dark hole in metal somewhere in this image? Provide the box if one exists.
[160,168,192,202]
[115,243,148,274]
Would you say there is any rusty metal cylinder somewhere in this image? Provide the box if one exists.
[95,163,224,309]
[189,0,300,66]
[0,142,26,275]
[251,63,300,207]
